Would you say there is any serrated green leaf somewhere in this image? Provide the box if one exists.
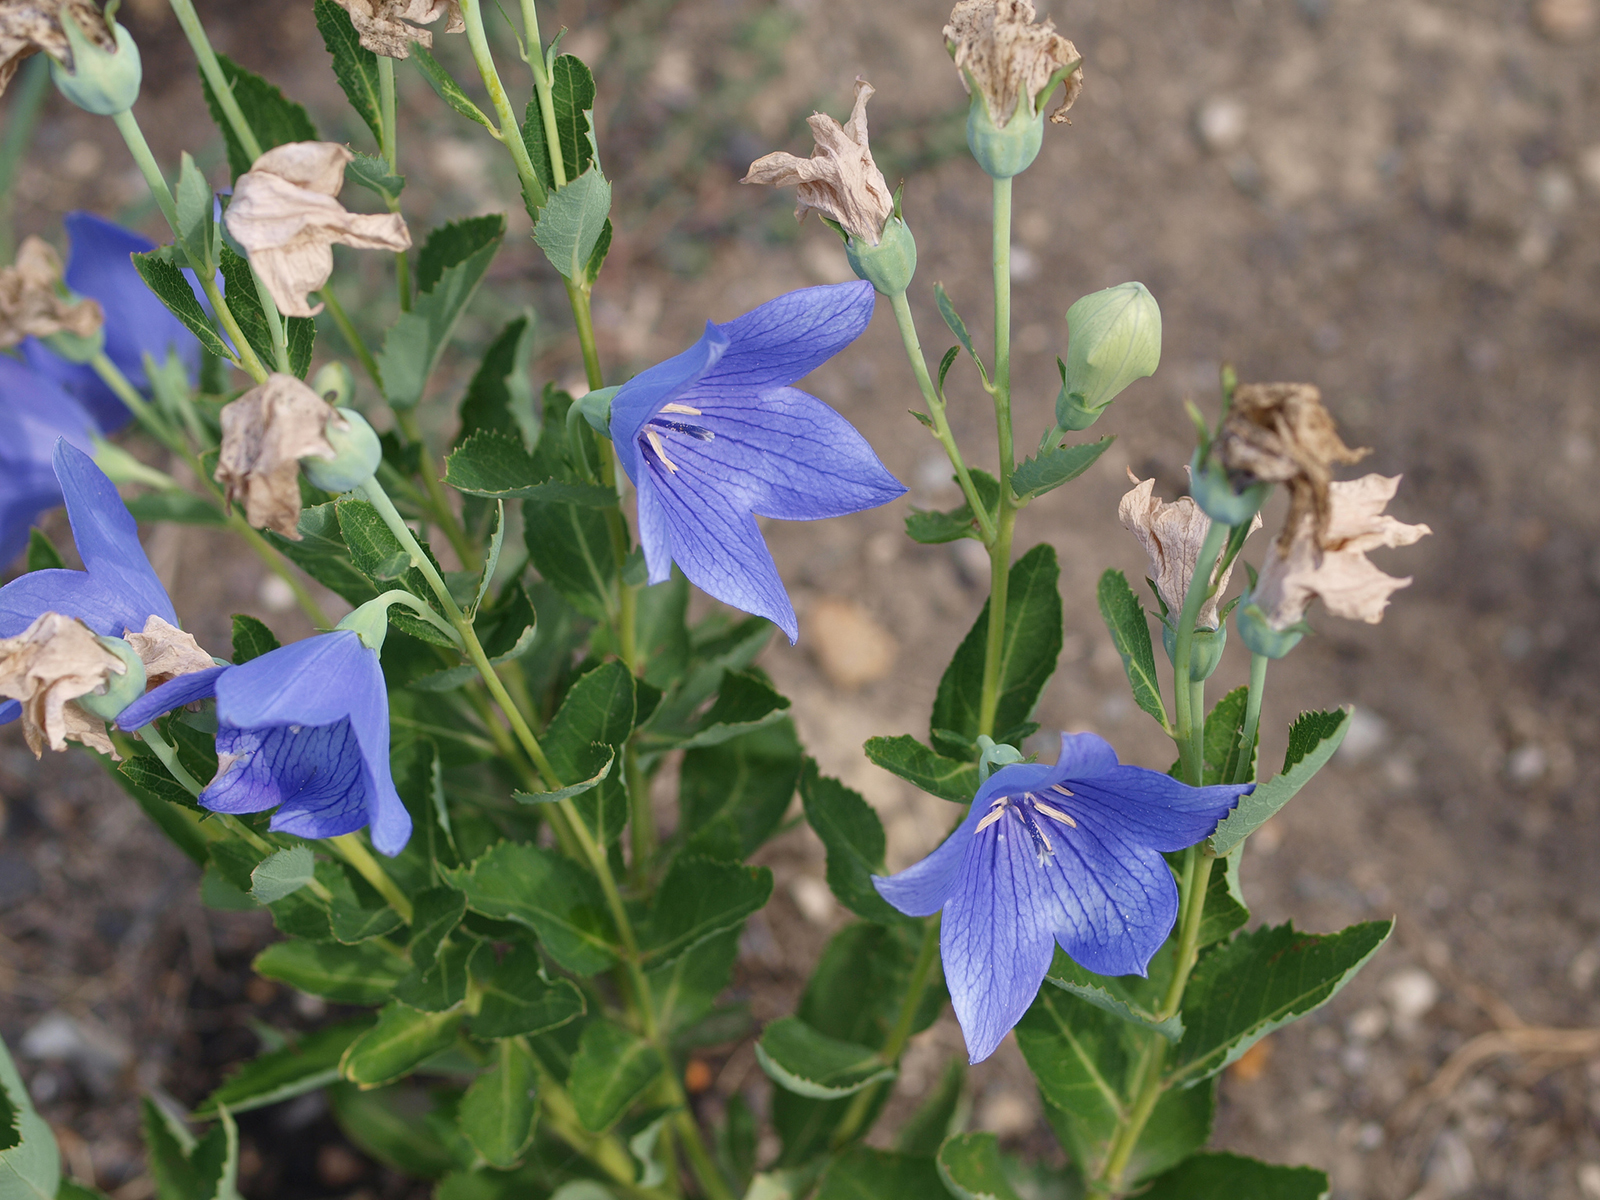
[520,54,597,196]
[345,152,404,204]
[533,168,612,282]
[140,1099,198,1200]
[934,283,985,383]
[456,315,536,447]
[131,254,231,360]
[568,1022,663,1132]
[199,55,318,180]
[263,503,377,608]
[341,1002,465,1087]
[815,1148,942,1200]
[862,735,978,804]
[643,857,773,967]
[175,152,213,267]
[445,430,612,504]
[1171,920,1391,1084]
[680,719,803,861]
[459,1039,538,1169]
[1097,569,1167,728]
[469,945,586,1040]
[334,496,457,646]
[1010,437,1114,501]
[658,668,790,750]
[756,1018,893,1100]
[1208,708,1350,856]
[930,544,1061,756]
[904,469,998,545]
[326,1082,469,1179]
[446,842,619,975]
[542,660,637,845]
[249,846,314,904]
[1138,1152,1329,1200]
[314,0,382,144]
[229,614,280,664]
[410,44,495,132]
[798,760,903,924]
[24,529,62,573]
[936,1132,1022,1200]
[1043,947,1184,1042]
[0,1033,58,1200]
[252,938,405,1005]
[379,216,505,410]
[196,1017,375,1117]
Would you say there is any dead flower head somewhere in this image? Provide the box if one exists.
[125,614,215,689]
[742,78,895,246]
[0,0,114,97]
[0,611,123,757]
[333,0,462,59]
[1217,381,1368,547]
[0,235,102,346]
[216,373,342,539]
[1120,470,1261,629]
[224,142,412,318]
[1252,474,1431,630]
[944,0,1083,127]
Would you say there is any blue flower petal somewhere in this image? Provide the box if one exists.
[0,700,20,726]
[610,322,729,481]
[115,665,227,730]
[689,282,875,401]
[0,359,96,567]
[873,803,983,917]
[203,720,372,845]
[1035,818,1180,979]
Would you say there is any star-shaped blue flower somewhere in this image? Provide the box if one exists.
[0,363,98,569]
[609,281,905,642]
[117,630,411,855]
[21,212,200,431]
[874,732,1250,1063]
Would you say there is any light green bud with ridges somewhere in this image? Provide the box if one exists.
[1056,282,1162,431]
[50,4,141,116]
[302,408,381,494]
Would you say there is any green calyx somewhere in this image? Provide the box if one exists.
[1056,282,1163,430]
[965,89,1044,180]
[76,636,147,721]
[50,4,141,116]
[302,408,382,494]
[1235,601,1307,660]
[844,217,917,296]
[1188,451,1271,527]
[1164,620,1228,682]
[976,734,1025,784]
[40,322,104,364]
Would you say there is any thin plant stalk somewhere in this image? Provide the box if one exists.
[318,286,384,390]
[167,0,263,162]
[1235,653,1268,786]
[328,832,414,922]
[0,56,50,262]
[376,57,411,311]
[250,265,292,374]
[977,176,1018,739]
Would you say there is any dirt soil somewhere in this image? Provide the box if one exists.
[4,0,1600,1197]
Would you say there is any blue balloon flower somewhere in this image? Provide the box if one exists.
[609,281,905,642]
[21,212,200,431]
[874,732,1250,1064]
[117,631,412,855]
[0,362,99,569]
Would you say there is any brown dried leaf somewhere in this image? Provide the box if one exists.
[224,142,412,318]
[742,77,895,245]
[1217,381,1369,547]
[0,612,121,757]
[1119,470,1261,628]
[332,0,462,59]
[1253,474,1431,629]
[0,0,113,96]
[944,0,1083,127]
[125,615,216,689]
[216,374,341,538]
[0,236,103,347]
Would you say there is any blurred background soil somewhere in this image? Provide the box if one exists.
[3,0,1600,1196]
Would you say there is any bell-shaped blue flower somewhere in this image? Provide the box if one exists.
[0,363,98,569]
[874,732,1250,1064]
[609,281,905,642]
[116,631,411,855]
[21,212,200,430]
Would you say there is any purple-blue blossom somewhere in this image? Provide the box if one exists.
[874,732,1250,1064]
[0,363,98,568]
[609,281,905,642]
[21,212,200,431]
[117,631,412,855]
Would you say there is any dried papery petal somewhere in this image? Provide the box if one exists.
[333,0,462,59]
[742,77,895,246]
[216,373,341,538]
[125,614,215,688]
[0,0,113,96]
[1253,474,1431,629]
[0,235,103,346]
[1119,471,1261,628]
[944,0,1083,126]
[0,611,122,756]
[1217,381,1369,547]
[224,142,412,318]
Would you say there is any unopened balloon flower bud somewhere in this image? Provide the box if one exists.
[1189,450,1271,528]
[75,634,146,720]
[302,407,382,494]
[49,1,140,115]
[311,360,356,407]
[1057,282,1161,429]
[844,215,917,296]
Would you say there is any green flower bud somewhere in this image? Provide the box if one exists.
[50,6,141,116]
[966,92,1045,179]
[1163,621,1227,682]
[39,322,105,364]
[311,361,355,408]
[1055,282,1162,430]
[301,408,381,494]
[844,216,917,296]
[1188,450,1271,527]
[76,636,147,721]
[1235,601,1305,660]
[976,733,1026,784]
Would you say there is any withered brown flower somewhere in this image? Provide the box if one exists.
[224,142,412,319]
[943,0,1083,127]
[332,0,462,59]
[0,235,103,347]
[216,373,342,538]
[1217,381,1369,547]
[742,77,895,246]
[1252,474,1431,630]
[0,611,123,757]
[125,614,216,689]
[0,0,114,97]
[1119,471,1260,629]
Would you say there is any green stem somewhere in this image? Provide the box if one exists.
[199,273,269,383]
[135,722,203,796]
[90,352,180,451]
[459,0,544,198]
[1160,854,1214,1021]
[534,1061,670,1199]
[318,286,384,391]
[1170,522,1228,785]
[888,290,996,544]
[1235,654,1268,786]
[327,832,414,923]
[110,108,179,238]
[568,281,605,391]
[394,409,478,570]
[250,265,292,374]
[520,0,567,188]
[377,57,411,312]
[625,742,653,882]
[1093,1038,1164,1194]
[168,0,263,162]
[674,1111,733,1200]
[976,176,1017,740]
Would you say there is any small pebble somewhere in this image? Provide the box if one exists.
[1425,1128,1476,1196]
[1346,1005,1389,1043]
[806,598,897,690]
[789,876,836,926]
[1337,707,1390,764]
[684,1059,714,1094]
[257,573,296,613]
[1506,743,1547,786]
[1579,1162,1600,1200]
[1533,0,1597,41]
[1383,967,1440,1025]
[977,1089,1035,1137]
[1195,97,1248,153]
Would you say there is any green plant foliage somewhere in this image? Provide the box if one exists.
[446,842,620,975]
[458,1039,539,1168]
[24,528,63,573]
[131,254,231,360]
[904,469,998,544]
[755,1018,894,1100]
[643,856,772,967]
[1010,436,1114,501]
[409,44,495,132]
[0,1032,58,1200]
[263,503,378,607]
[217,247,315,378]
[815,1147,943,1200]
[1138,1152,1330,1200]
[445,430,613,505]
[229,614,280,663]
[521,55,598,193]
[469,945,587,1039]
[313,0,382,144]
[533,167,613,282]
[862,735,979,803]
[248,846,314,903]
[896,1060,965,1157]
[1097,568,1167,728]
[798,759,903,924]
[340,1002,465,1087]
[567,1022,664,1132]
[252,938,406,1005]
[198,55,317,179]
[196,1017,375,1117]
[679,719,803,860]
[138,1099,240,1200]
[936,1132,1023,1200]
[541,660,637,843]
[327,1083,470,1179]
[1209,709,1350,855]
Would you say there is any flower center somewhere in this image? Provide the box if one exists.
[641,403,714,474]
[974,784,1079,864]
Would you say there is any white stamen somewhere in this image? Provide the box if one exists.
[975,803,1008,833]
[1051,784,1074,797]
[646,428,680,473]
[1032,800,1078,828]
[660,402,703,416]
